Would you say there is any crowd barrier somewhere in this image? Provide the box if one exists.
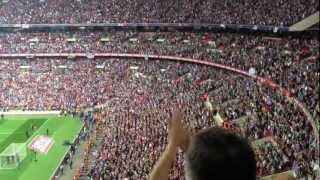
[1,52,318,149]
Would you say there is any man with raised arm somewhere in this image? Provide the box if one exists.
[149,110,256,180]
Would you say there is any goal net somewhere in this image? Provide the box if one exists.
[0,143,27,170]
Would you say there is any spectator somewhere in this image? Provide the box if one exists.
[149,110,256,180]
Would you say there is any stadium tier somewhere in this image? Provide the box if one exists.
[0,32,318,115]
[0,0,319,25]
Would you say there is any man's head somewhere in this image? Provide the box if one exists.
[185,127,256,180]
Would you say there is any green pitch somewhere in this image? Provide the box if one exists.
[0,114,83,180]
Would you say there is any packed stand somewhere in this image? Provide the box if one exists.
[80,60,317,179]
[0,32,318,116]
[0,31,319,179]
[0,56,317,178]
[0,0,318,25]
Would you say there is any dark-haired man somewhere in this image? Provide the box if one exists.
[149,110,256,180]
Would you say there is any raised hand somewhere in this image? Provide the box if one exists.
[168,110,190,151]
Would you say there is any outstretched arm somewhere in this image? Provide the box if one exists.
[148,141,178,180]
[149,111,190,180]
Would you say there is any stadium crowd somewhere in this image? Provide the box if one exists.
[0,0,318,179]
[85,62,318,179]
[0,0,318,25]
[0,31,319,179]
[0,32,318,115]
[0,55,318,179]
